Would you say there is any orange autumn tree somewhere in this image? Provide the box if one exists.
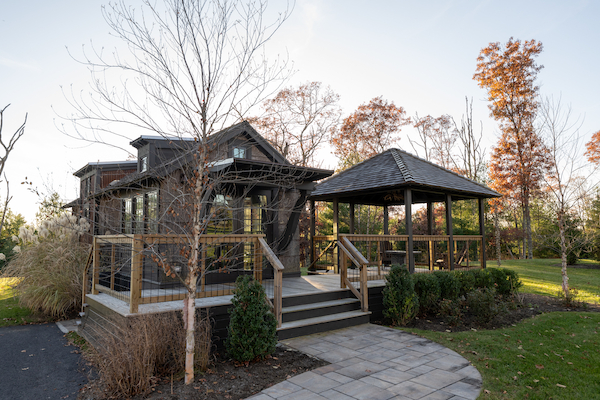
[474,38,549,259]
[332,96,410,169]
[584,130,600,165]
[251,82,342,167]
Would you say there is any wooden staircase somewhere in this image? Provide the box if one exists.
[277,289,371,340]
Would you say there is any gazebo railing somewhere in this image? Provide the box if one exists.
[311,233,484,280]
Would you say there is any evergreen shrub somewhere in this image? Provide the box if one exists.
[383,265,419,326]
[413,273,441,315]
[433,271,461,301]
[226,275,277,362]
[466,287,503,324]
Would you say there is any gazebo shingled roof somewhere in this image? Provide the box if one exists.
[309,148,500,204]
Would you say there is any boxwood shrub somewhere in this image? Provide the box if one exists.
[383,265,419,326]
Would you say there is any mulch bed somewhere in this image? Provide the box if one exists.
[78,293,599,400]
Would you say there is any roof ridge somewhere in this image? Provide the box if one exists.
[390,147,498,195]
[390,149,414,182]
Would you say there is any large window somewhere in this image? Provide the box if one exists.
[207,194,233,235]
[122,189,159,234]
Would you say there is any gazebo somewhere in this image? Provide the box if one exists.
[308,148,500,276]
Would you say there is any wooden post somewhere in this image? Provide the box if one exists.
[254,237,263,282]
[360,262,368,312]
[340,247,347,289]
[310,200,316,271]
[479,198,487,268]
[274,268,283,327]
[92,237,100,295]
[349,202,355,234]
[427,201,434,270]
[446,194,454,270]
[383,205,389,235]
[405,189,414,273]
[130,235,143,313]
[333,199,339,274]
[110,244,116,290]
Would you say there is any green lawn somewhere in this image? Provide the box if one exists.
[495,259,600,305]
[0,278,49,327]
[402,312,600,399]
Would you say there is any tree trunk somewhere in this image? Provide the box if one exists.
[558,212,570,299]
[494,211,501,266]
[184,270,198,384]
[524,203,533,259]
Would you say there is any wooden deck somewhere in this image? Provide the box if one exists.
[85,274,386,317]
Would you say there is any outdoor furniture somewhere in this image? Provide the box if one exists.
[386,250,421,266]
[378,241,393,266]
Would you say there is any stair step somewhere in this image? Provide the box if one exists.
[282,298,359,314]
[277,310,371,340]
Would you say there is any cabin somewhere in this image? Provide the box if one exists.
[72,123,500,347]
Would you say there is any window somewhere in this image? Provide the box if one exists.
[134,195,144,234]
[122,190,159,234]
[140,156,148,172]
[147,191,158,233]
[233,147,246,159]
[123,199,133,234]
[207,194,233,234]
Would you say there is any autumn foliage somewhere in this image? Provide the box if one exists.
[474,38,548,259]
[331,96,410,169]
[584,130,600,165]
[251,81,341,167]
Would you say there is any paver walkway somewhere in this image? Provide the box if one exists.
[250,324,482,400]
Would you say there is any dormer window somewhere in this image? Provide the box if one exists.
[233,147,246,159]
[140,156,148,172]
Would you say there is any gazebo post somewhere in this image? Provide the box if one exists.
[427,201,434,270]
[446,194,454,270]
[333,198,339,274]
[405,188,414,273]
[349,202,355,234]
[479,198,487,268]
[310,200,316,271]
[383,205,389,235]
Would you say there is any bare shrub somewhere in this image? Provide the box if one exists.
[95,312,211,398]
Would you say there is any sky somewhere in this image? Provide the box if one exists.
[1,0,599,224]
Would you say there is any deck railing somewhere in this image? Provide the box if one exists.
[85,234,284,320]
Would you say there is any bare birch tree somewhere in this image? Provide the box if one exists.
[0,105,27,234]
[62,0,292,384]
[539,95,598,301]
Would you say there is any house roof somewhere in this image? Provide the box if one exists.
[309,148,500,205]
[73,161,137,178]
[87,121,333,196]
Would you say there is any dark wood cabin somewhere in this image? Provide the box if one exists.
[68,122,333,291]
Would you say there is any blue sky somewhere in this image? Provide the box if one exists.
[1,0,599,223]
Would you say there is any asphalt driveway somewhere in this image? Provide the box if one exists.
[0,323,88,400]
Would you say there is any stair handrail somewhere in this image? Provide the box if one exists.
[258,238,284,328]
[338,236,368,312]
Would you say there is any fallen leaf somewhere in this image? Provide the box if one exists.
[533,379,539,383]
[557,384,566,388]
[526,386,533,389]
[517,354,525,358]
[535,364,544,369]
[567,362,573,365]
[484,389,491,394]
